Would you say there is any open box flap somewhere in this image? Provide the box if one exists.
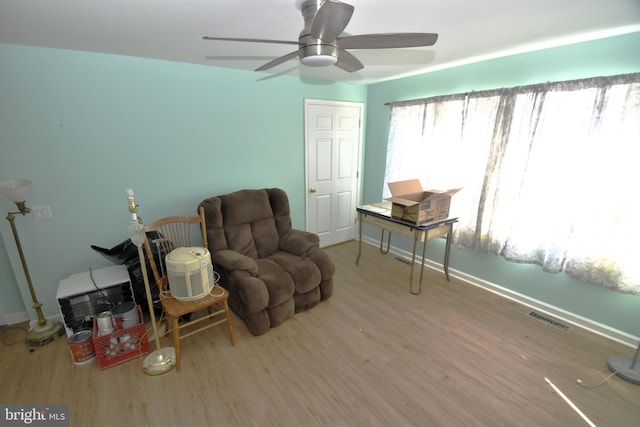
[386,181,462,207]
[386,194,425,207]
[388,179,423,196]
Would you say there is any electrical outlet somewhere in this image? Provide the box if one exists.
[32,205,53,220]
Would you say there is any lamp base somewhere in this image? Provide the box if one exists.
[26,320,64,347]
[608,356,640,385]
[142,347,176,375]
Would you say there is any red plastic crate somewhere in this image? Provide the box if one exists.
[92,304,149,369]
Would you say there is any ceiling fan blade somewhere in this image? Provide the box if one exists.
[337,33,438,49]
[255,50,300,72]
[335,49,363,73]
[203,36,298,46]
[310,0,354,41]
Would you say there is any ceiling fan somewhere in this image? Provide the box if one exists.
[203,0,438,73]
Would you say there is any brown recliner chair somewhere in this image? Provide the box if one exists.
[198,188,335,336]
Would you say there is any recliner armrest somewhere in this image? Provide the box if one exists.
[213,250,259,275]
[279,230,320,256]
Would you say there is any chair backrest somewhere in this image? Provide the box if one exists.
[142,206,208,292]
[198,188,293,259]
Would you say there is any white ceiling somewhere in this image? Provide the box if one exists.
[1,0,639,84]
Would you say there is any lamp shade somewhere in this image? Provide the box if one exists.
[0,179,32,203]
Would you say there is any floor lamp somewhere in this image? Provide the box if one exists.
[608,341,640,384]
[0,179,63,346]
[126,189,175,375]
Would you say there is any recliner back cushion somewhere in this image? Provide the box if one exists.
[268,188,293,237]
[199,188,294,260]
[221,190,272,226]
[224,219,279,259]
[220,189,281,259]
[199,196,228,253]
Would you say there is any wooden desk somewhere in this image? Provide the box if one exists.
[356,202,458,295]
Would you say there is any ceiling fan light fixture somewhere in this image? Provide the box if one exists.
[299,42,338,67]
[301,54,337,67]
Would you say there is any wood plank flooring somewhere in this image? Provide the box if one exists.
[1,240,639,426]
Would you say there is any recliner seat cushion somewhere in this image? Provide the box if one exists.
[254,258,296,307]
[266,252,321,295]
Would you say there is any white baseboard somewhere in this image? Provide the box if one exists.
[360,236,639,349]
[1,312,62,328]
[2,311,29,326]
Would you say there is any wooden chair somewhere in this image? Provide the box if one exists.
[142,207,234,371]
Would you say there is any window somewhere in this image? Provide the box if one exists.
[384,73,640,294]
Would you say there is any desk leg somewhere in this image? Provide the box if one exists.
[379,229,391,254]
[418,233,429,294]
[356,214,363,265]
[410,232,428,295]
[409,231,420,295]
[443,223,453,281]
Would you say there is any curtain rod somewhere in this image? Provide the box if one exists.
[384,72,640,107]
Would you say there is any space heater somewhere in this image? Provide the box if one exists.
[165,247,214,301]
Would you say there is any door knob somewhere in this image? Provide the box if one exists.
[310,188,317,193]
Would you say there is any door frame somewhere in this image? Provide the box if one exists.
[303,98,364,242]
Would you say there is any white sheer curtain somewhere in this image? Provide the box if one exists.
[384,73,640,294]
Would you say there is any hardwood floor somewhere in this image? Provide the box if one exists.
[1,241,639,426]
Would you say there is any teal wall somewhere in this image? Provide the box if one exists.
[0,230,23,318]
[0,44,366,321]
[2,32,639,340]
[363,32,640,338]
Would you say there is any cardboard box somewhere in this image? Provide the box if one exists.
[386,179,461,226]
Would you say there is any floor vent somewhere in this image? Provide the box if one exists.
[394,256,412,265]
[528,311,572,332]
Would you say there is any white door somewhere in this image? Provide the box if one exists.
[305,99,363,247]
